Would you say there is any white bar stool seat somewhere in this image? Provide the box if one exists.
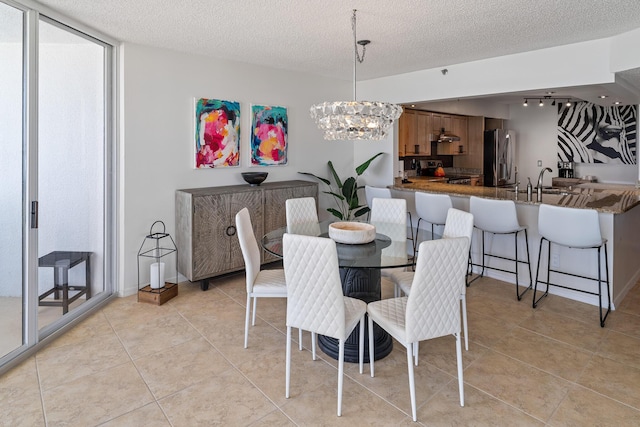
[533,204,611,327]
[469,196,532,300]
[414,192,452,254]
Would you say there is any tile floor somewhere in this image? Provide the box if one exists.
[1,272,640,426]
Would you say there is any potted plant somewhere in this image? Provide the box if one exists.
[300,152,384,220]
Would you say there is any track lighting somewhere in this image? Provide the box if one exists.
[522,96,578,107]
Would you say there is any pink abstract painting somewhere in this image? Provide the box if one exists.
[250,105,287,166]
[195,98,240,168]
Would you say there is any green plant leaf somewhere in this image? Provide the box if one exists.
[327,161,343,188]
[354,206,370,218]
[327,208,343,220]
[298,171,330,186]
[342,177,356,201]
[355,152,384,176]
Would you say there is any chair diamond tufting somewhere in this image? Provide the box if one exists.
[286,197,321,236]
[283,233,367,417]
[367,237,469,422]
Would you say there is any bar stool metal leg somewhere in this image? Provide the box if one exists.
[533,237,610,327]
[515,229,533,301]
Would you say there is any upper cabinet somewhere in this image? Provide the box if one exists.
[437,115,468,155]
[398,109,431,156]
[400,109,469,157]
[432,113,451,137]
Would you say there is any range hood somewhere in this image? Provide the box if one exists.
[436,127,460,143]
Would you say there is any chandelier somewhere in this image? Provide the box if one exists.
[310,10,403,141]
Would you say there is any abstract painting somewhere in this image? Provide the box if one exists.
[557,101,637,164]
[250,105,288,166]
[195,98,240,168]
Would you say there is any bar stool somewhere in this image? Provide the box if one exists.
[533,204,610,327]
[469,196,532,300]
[414,192,452,254]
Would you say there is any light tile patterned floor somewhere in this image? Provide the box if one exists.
[1,273,639,426]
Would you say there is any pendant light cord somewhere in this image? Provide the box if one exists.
[352,9,367,101]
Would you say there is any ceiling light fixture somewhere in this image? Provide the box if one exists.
[523,99,528,107]
[599,95,608,99]
[309,9,402,140]
[566,99,572,107]
[539,99,544,107]
[614,101,621,105]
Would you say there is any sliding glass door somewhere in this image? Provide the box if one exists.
[36,18,107,329]
[0,0,115,369]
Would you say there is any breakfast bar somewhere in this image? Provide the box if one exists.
[391,177,640,308]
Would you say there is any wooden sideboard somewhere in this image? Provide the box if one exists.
[176,180,318,290]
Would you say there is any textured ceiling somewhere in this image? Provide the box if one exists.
[31,0,640,82]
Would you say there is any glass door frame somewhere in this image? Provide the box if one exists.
[0,0,118,371]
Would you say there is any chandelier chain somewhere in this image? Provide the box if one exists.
[352,10,366,64]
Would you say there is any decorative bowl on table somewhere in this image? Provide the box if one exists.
[328,222,376,244]
[241,172,268,186]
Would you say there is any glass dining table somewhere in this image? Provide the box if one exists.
[262,220,416,362]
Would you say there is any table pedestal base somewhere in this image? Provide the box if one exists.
[318,267,393,362]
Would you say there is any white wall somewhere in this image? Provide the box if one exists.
[120,43,351,295]
[360,39,615,105]
[507,104,558,187]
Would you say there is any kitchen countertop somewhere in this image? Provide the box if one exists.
[392,177,640,214]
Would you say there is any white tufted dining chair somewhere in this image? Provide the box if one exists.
[365,185,414,248]
[236,208,288,349]
[367,237,469,422]
[283,233,366,417]
[390,208,474,351]
[370,197,410,294]
[286,197,321,236]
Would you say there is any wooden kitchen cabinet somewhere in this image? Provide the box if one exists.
[437,115,468,155]
[453,116,484,170]
[415,111,432,155]
[432,113,451,136]
[398,110,416,157]
[176,180,317,289]
[398,109,431,156]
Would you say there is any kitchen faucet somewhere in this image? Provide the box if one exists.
[537,167,553,201]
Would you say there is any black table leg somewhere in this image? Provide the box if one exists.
[318,267,393,362]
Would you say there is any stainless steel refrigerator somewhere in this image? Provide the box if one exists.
[483,129,515,187]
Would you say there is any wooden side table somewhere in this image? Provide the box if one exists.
[38,251,91,314]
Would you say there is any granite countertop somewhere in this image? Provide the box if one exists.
[392,177,640,214]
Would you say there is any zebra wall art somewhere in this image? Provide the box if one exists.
[557,101,637,164]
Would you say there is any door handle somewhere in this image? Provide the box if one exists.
[31,201,38,228]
